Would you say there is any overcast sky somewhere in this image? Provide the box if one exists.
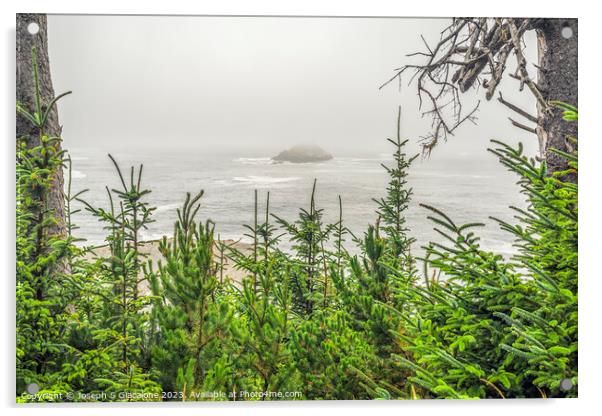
[47,15,538,158]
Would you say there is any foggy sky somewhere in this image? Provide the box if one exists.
[47,15,538,159]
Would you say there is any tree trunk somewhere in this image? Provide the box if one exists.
[16,13,67,237]
[535,18,578,181]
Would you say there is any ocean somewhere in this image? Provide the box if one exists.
[67,147,527,259]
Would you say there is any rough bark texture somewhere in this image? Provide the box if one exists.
[535,19,578,180]
[16,13,67,237]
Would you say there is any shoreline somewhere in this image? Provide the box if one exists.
[84,238,254,293]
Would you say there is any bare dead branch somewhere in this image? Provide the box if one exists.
[497,92,538,123]
[380,18,544,155]
[508,117,537,134]
[507,19,551,113]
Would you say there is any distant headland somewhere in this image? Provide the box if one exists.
[272,145,333,163]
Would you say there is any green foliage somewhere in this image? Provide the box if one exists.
[16,47,72,135]
[75,156,157,385]
[16,47,76,398]
[374,106,419,266]
[384,106,578,399]
[15,48,578,401]
[233,272,297,399]
[273,180,334,316]
[290,309,378,399]
[147,191,238,398]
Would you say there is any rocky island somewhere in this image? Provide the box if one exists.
[272,145,333,163]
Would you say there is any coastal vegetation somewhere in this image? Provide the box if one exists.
[15,46,578,400]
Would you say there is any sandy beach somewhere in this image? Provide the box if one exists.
[84,239,254,294]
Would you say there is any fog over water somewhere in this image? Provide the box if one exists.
[47,15,539,256]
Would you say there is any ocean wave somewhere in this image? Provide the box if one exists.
[415,172,493,179]
[234,157,274,165]
[212,179,236,187]
[336,156,390,162]
[155,202,181,213]
[234,156,388,166]
[232,175,300,186]
[71,170,87,179]
[139,229,169,242]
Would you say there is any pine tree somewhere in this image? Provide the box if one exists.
[273,180,333,316]
[388,104,578,399]
[227,189,300,400]
[78,156,155,371]
[16,47,75,397]
[335,107,419,397]
[15,45,579,401]
[147,191,237,398]
[69,155,160,399]
[374,106,419,268]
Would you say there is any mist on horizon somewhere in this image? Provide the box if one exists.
[47,15,538,163]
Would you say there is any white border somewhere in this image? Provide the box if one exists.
[1,1,598,415]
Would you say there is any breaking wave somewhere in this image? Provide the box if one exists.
[233,157,273,165]
[232,175,300,186]
[71,170,87,179]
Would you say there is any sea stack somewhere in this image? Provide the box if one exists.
[272,145,333,163]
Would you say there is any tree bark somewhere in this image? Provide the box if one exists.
[535,18,578,181]
[16,13,67,237]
